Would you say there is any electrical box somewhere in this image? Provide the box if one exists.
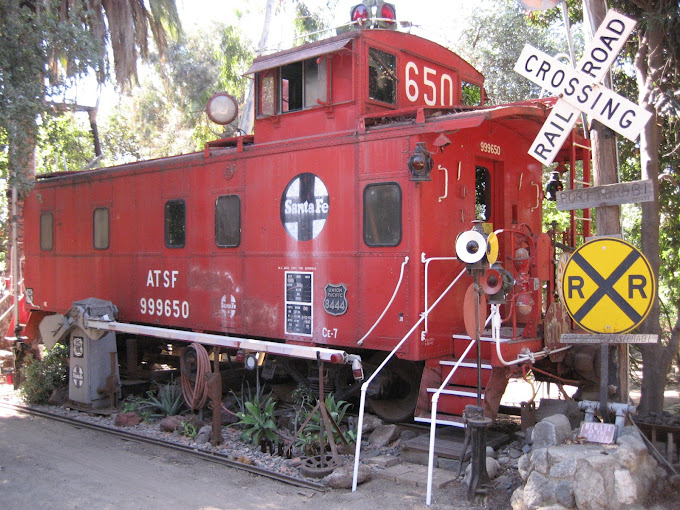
[66,298,120,409]
[68,328,119,409]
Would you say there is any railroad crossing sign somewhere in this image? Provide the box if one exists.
[513,10,652,165]
[561,238,655,334]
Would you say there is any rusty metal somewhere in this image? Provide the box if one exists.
[96,351,119,409]
[293,355,347,470]
[520,401,536,432]
[544,301,570,363]
[464,405,492,500]
[210,347,223,446]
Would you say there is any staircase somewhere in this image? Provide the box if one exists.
[414,332,511,427]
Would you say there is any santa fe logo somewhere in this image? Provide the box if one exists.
[513,10,652,165]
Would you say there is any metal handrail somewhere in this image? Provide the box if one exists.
[426,338,476,506]
[352,265,468,492]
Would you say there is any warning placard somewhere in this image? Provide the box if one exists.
[561,238,655,334]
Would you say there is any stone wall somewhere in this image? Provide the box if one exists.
[511,415,667,510]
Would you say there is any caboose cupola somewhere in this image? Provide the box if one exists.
[247,29,484,143]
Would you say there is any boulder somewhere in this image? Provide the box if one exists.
[361,413,383,433]
[194,425,212,444]
[532,414,572,448]
[368,424,399,447]
[114,411,141,427]
[327,463,371,489]
[159,415,184,432]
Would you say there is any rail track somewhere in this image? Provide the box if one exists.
[0,400,327,492]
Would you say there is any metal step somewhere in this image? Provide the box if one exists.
[452,333,509,343]
[439,359,492,370]
[426,386,485,399]
[414,412,466,427]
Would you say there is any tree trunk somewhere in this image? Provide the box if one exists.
[635,18,665,415]
[238,0,277,135]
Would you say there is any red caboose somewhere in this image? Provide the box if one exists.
[18,25,588,422]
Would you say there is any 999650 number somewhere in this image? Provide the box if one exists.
[480,141,501,155]
[140,297,189,319]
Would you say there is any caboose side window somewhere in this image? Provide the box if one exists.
[40,212,53,251]
[259,71,276,117]
[281,61,303,112]
[215,195,241,247]
[462,82,482,106]
[304,58,327,108]
[93,207,109,250]
[368,48,396,105]
[165,200,186,248]
[364,183,401,247]
[475,166,492,221]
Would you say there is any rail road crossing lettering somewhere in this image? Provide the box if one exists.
[513,10,651,164]
[561,238,655,334]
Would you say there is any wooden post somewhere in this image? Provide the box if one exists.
[582,0,629,406]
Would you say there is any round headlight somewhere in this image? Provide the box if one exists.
[206,92,239,125]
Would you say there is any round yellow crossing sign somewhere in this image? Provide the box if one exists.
[561,238,655,334]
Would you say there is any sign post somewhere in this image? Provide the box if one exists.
[560,238,658,419]
[514,9,655,417]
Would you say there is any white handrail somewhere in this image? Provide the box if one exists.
[357,256,409,346]
[352,266,468,492]
[421,253,459,340]
[426,338,476,506]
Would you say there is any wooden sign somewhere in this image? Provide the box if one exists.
[512,10,649,165]
[556,179,655,211]
[560,333,658,344]
[579,422,617,444]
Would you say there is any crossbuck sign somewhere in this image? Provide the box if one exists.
[514,10,652,165]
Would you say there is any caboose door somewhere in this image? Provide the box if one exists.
[474,158,505,232]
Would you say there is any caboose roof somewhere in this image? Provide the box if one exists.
[245,32,355,75]
[245,29,482,84]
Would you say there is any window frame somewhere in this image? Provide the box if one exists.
[475,166,492,221]
[363,182,402,247]
[164,199,186,249]
[215,194,241,248]
[368,47,397,106]
[93,207,110,250]
[40,212,54,251]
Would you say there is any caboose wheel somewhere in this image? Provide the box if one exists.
[367,357,422,423]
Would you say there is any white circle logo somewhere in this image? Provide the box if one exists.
[280,173,329,241]
[72,365,84,388]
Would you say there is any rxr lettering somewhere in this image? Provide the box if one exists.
[567,274,648,299]
[146,270,179,288]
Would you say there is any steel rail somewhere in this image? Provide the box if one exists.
[0,401,326,492]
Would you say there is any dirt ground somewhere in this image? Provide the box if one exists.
[0,402,494,510]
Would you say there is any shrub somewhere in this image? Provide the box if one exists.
[19,343,69,404]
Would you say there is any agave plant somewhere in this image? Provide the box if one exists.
[139,378,185,417]
[236,395,278,447]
